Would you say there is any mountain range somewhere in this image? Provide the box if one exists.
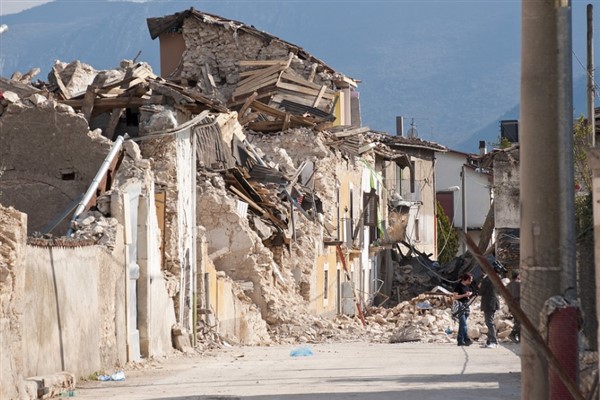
[0,0,595,152]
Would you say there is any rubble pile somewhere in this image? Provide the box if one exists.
[218,291,519,346]
[196,177,313,324]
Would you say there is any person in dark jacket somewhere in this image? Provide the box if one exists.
[479,270,501,348]
[452,273,474,346]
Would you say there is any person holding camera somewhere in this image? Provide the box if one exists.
[453,273,474,346]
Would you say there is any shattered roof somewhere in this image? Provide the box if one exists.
[365,131,447,152]
[478,143,520,169]
[146,8,348,79]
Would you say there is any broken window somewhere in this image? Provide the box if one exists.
[363,189,378,227]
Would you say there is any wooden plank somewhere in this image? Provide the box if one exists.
[228,168,263,204]
[239,111,261,125]
[234,75,280,99]
[477,204,495,254]
[333,127,371,138]
[60,95,164,109]
[81,85,97,122]
[238,91,258,120]
[51,67,71,99]
[280,69,326,91]
[228,185,287,231]
[313,85,328,107]
[247,120,285,132]
[149,81,195,104]
[249,100,316,126]
[227,91,275,109]
[238,60,289,67]
[276,81,334,99]
[282,113,291,131]
[236,63,285,91]
[271,93,331,111]
[106,108,125,141]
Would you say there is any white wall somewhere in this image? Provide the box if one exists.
[436,151,492,229]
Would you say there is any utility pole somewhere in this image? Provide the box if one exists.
[588,4,595,146]
[461,165,467,254]
[521,2,578,400]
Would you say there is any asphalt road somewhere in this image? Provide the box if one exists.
[75,341,521,400]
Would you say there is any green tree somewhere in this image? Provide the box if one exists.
[572,116,596,351]
[436,201,459,265]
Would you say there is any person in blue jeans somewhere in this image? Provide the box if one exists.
[453,273,474,346]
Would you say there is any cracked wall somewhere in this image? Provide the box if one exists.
[0,205,27,400]
[0,99,113,234]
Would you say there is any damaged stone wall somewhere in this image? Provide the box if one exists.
[0,205,27,400]
[492,148,520,271]
[249,128,365,314]
[197,175,309,328]
[109,140,177,358]
[0,96,113,234]
[181,17,336,104]
[136,109,187,312]
[201,237,271,345]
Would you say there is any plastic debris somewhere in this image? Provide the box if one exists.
[59,390,76,397]
[97,370,125,381]
[416,301,432,310]
[290,345,314,357]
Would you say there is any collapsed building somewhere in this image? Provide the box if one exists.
[0,8,523,400]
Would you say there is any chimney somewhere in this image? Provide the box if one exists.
[396,116,404,137]
[479,140,487,156]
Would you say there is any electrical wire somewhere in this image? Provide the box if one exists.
[573,50,600,99]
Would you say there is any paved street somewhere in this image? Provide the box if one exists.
[75,341,521,400]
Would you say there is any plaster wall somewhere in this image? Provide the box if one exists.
[493,150,520,229]
[0,102,112,233]
[0,206,27,400]
[311,250,338,316]
[158,32,186,78]
[111,176,175,359]
[400,158,437,257]
[201,237,270,344]
[175,128,196,330]
[22,236,127,378]
[436,152,492,229]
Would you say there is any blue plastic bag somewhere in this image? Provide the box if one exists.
[98,370,125,381]
[290,345,314,357]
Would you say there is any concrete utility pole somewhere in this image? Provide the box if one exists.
[461,164,467,254]
[521,2,578,399]
[588,4,595,146]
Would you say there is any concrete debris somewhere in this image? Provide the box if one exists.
[24,372,75,400]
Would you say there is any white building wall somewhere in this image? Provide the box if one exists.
[436,152,492,230]
[175,128,196,331]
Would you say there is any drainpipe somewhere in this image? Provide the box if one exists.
[67,134,126,235]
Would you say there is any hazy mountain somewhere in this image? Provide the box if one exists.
[0,1,595,152]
